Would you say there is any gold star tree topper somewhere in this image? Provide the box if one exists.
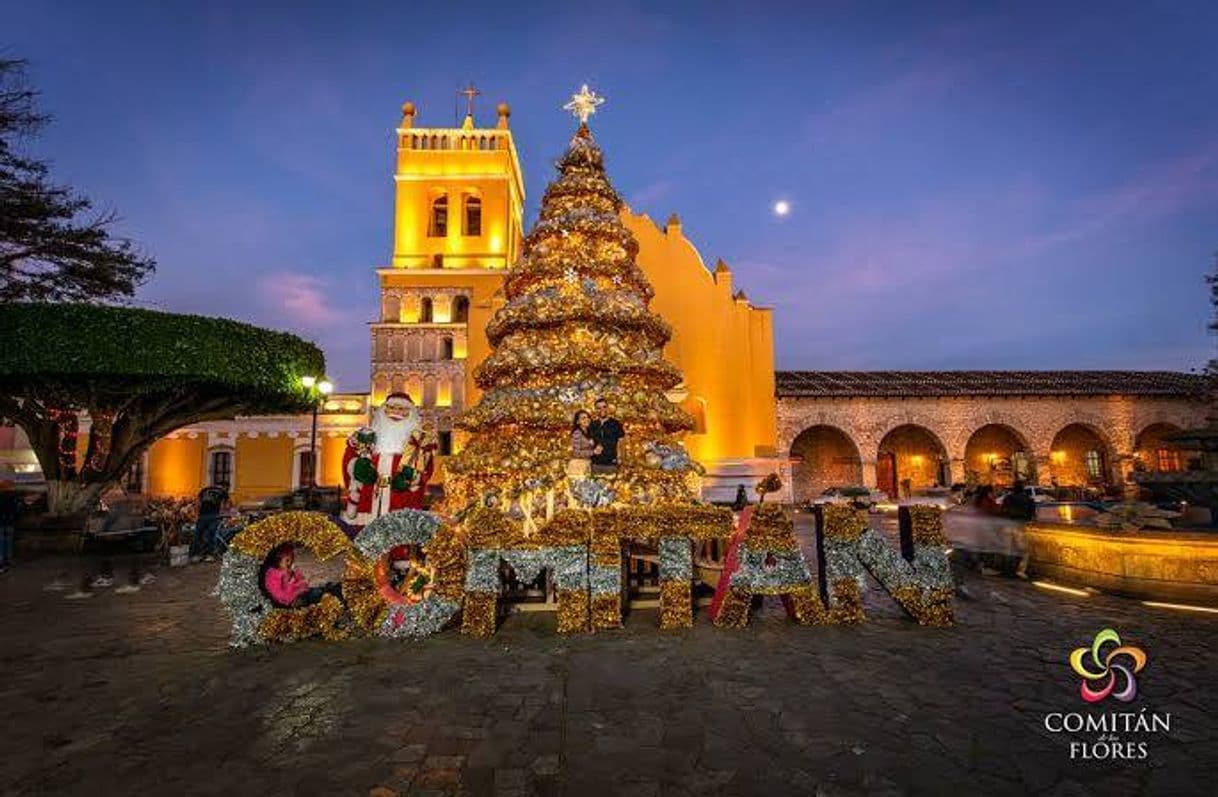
[563,84,605,124]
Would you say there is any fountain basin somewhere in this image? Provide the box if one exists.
[1025,523,1218,604]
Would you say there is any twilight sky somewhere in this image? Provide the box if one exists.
[7,1,1218,390]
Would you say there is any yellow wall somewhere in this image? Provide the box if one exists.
[391,110,524,271]
[318,435,348,488]
[232,435,293,504]
[623,211,778,463]
[147,436,206,499]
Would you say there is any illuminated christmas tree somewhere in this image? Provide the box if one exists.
[445,86,702,513]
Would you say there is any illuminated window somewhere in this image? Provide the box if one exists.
[463,195,482,236]
[419,297,433,323]
[428,195,448,237]
[440,336,454,361]
[1156,448,1180,472]
[209,450,233,490]
[1085,450,1103,480]
[296,450,315,488]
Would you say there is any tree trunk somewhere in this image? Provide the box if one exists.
[45,480,108,517]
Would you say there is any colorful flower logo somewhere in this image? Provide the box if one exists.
[1069,628,1148,703]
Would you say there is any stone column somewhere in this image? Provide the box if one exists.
[949,458,967,486]
[861,459,878,489]
[1033,453,1052,486]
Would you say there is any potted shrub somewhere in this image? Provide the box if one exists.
[147,497,197,566]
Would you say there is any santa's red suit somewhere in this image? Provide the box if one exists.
[341,394,437,527]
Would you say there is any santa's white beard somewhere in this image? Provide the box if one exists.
[372,409,417,456]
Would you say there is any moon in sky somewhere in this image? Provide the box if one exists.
[773,200,790,217]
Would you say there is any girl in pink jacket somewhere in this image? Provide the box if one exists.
[263,544,342,608]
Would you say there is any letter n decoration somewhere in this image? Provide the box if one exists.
[855,506,955,627]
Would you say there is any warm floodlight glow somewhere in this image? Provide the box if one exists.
[773,200,790,217]
[1033,580,1090,597]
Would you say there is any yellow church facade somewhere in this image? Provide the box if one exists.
[132,99,779,505]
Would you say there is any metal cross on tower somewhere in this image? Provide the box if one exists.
[457,82,482,120]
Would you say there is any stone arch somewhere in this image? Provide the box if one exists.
[453,295,470,323]
[876,424,949,498]
[964,423,1034,487]
[1135,422,1185,473]
[789,425,863,504]
[1049,422,1113,487]
[382,293,401,323]
[372,374,390,404]
[405,375,424,406]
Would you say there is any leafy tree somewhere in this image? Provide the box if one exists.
[0,303,325,516]
[1,58,154,302]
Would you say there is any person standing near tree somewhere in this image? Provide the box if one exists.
[731,484,749,513]
[588,398,625,474]
[191,485,228,563]
[0,480,22,573]
[568,410,597,479]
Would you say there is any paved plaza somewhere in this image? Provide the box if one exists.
[2,518,1216,797]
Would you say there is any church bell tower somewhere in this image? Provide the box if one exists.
[371,90,525,463]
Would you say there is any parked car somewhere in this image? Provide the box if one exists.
[998,485,1058,505]
[807,486,887,510]
[902,493,955,510]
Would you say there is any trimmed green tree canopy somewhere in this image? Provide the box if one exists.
[0,302,324,407]
[0,302,326,514]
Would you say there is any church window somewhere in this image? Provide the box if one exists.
[440,337,454,360]
[453,295,469,323]
[429,195,448,237]
[464,195,482,236]
[296,449,315,489]
[420,296,433,323]
[438,431,453,456]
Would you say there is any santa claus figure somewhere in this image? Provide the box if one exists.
[341,393,437,527]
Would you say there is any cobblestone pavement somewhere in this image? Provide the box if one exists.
[2,527,1216,797]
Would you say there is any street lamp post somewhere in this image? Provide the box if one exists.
[301,376,333,509]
